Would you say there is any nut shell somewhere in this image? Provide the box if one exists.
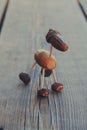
[34,49,57,69]
[51,82,64,92]
[37,88,49,97]
[46,29,68,51]
[19,72,31,85]
[41,68,52,77]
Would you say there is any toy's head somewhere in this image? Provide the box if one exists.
[46,29,69,52]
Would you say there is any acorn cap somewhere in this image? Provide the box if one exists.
[46,29,69,52]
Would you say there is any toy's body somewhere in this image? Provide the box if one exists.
[19,29,69,97]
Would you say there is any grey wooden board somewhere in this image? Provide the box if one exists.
[0,0,87,130]
[0,0,6,20]
[80,0,87,13]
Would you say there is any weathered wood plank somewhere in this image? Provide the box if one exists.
[0,0,9,33]
[0,0,87,130]
[0,0,6,18]
[77,0,87,21]
[79,0,87,13]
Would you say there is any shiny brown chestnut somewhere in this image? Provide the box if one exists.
[34,49,57,70]
[19,72,31,85]
[46,29,69,51]
[37,88,49,97]
[51,82,64,92]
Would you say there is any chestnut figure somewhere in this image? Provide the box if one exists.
[46,29,69,51]
[19,29,69,97]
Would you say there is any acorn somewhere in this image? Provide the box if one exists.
[41,68,52,77]
[46,29,68,51]
[19,72,31,85]
[34,49,57,70]
[37,88,49,97]
[51,82,64,92]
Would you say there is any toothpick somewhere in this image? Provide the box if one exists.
[41,68,45,88]
[52,69,57,82]
[29,62,37,73]
[49,45,53,57]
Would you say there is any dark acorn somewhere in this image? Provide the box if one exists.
[37,88,49,97]
[51,82,64,92]
[41,68,52,77]
[19,72,31,85]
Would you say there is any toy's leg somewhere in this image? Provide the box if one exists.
[41,68,45,88]
[51,69,64,92]
[19,62,36,85]
[29,62,37,72]
[52,69,57,82]
[38,68,49,97]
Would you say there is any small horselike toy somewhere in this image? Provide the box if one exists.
[19,29,69,97]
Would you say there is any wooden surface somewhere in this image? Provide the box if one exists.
[0,0,6,22]
[77,0,87,21]
[0,0,87,130]
[0,0,9,33]
[79,0,87,13]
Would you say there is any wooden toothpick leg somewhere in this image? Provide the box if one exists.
[38,68,49,97]
[49,45,53,57]
[52,69,57,82]
[41,68,45,88]
[52,69,64,92]
[29,62,37,73]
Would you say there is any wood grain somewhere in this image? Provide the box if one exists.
[0,0,6,18]
[79,0,87,13]
[77,0,87,21]
[0,0,10,33]
[0,0,87,130]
